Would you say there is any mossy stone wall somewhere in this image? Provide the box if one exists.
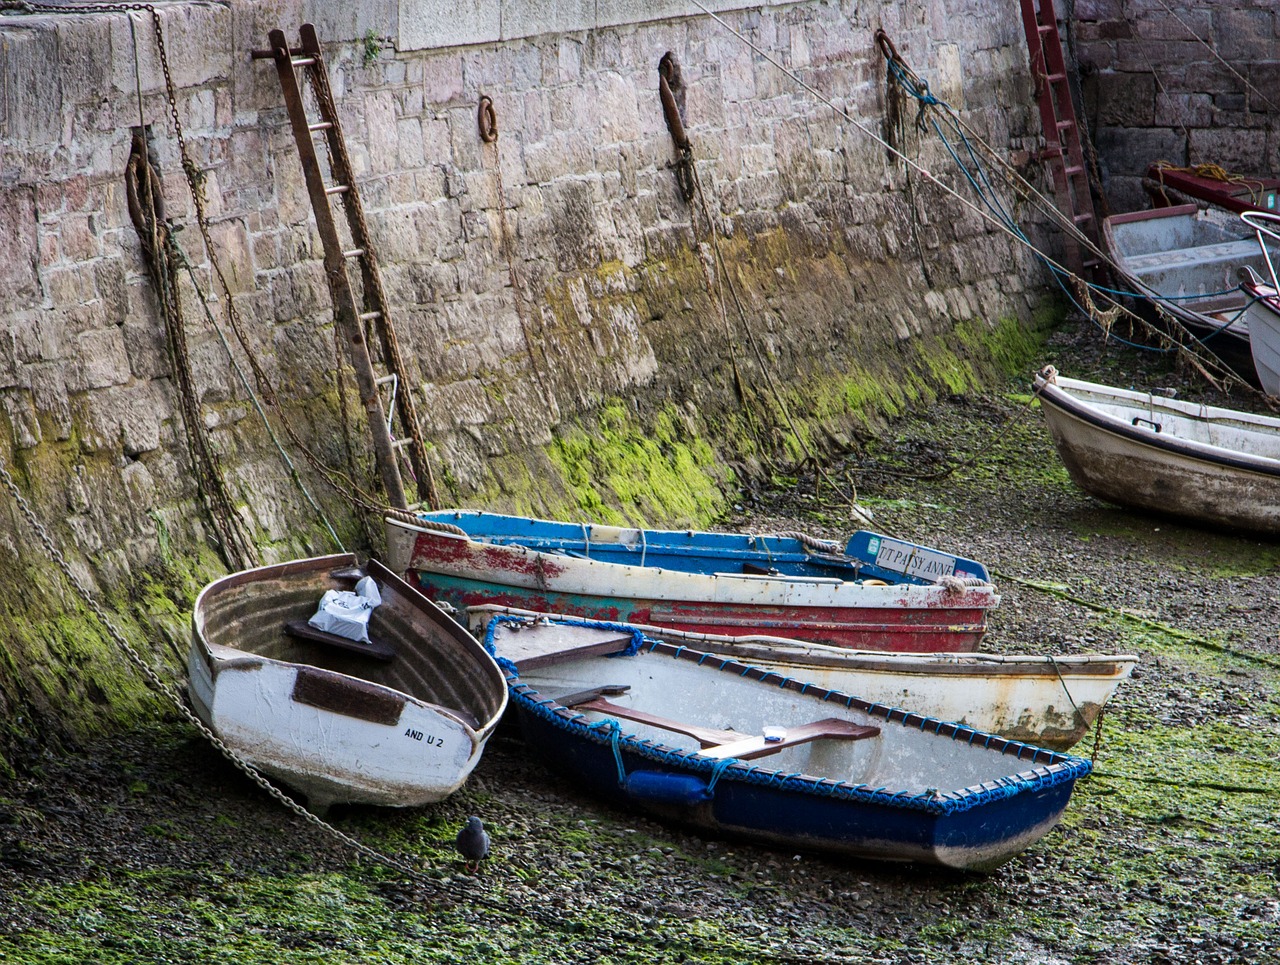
[0,0,1052,759]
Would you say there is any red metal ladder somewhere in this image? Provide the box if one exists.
[253,24,439,511]
[1019,0,1103,280]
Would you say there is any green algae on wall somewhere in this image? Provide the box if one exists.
[545,402,728,528]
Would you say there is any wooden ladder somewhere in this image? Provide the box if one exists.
[253,24,439,511]
[1019,0,1103,281]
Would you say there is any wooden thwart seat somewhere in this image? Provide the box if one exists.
[283,620,396,662]
[557,687,880,761]
[698,718,880,760]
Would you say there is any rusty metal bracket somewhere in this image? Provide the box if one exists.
[658,52,695,202]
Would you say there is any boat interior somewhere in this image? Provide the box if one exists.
[195,557,506,730]
[512,644,1069,796]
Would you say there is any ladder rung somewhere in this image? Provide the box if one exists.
[390,438,412,450]
[360,311,383,321]
[1056,119,1075,129]
[1064,165,1085,176]
[343,248,367,259]
[1038,24,1054,34]
[251,46,304,60]
[1073,213,1095,224]
[376,374,398,387]
[308,121,334,132]
[291,56,318,67]
[1046,72,1066,83]
[325,184,350,196]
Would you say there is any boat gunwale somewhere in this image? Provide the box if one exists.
[488,616,1091,817]
[469,604,1138,678]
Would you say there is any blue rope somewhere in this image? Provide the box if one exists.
[607,720,628,786]
[705,757,736,793]
[883,46,1254,358]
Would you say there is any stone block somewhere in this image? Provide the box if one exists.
[304,0,400,44]
[501,0,594,41]
[1075,0,1125,20]
[4,25,62,145]
[1156,91,1213,128]
[85,382,165,456]
[1214,9,1276,61]
[1189,128,1270,174]
[1094,125,1187,176]
[0,187,40,312]
[75,328,133,391]
[1132,9,1212,41]
[400,0,501,51]
[1095,71,1156,126]
[2,390,41,449]
[107,14,166,99]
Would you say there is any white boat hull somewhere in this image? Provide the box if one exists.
[1035,369,1280,535]
[188,646,483,810]
[1241,284,1280,396]
[467,606,1136,750]
[189,555,508,811]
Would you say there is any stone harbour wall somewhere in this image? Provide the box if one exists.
[1071,0,1280,212]
[0,0,1050,753]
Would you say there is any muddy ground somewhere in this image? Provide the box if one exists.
[2,322,1278,964]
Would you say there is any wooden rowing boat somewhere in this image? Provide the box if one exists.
[383,510,1000,653]
[484,614,1092,871]
[187,555,508,812]
[1034,366,1280,535]
[467,605,1137,750]
[1102,204,1267,382]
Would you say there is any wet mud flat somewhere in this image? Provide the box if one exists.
[2,329,1279,964]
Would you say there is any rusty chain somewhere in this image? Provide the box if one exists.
[476,94,558,416]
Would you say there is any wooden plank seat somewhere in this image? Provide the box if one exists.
[283,620,396,662]
[557,687,879,761]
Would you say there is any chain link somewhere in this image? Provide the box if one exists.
[0,449,439,887]
[482,119,558,416]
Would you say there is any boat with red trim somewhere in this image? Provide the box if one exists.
[384,510,999,653]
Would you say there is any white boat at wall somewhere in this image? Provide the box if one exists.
[188,555,508,812]
[1237,210,1280,395]
[1033,366,1280,536]
[1103,204,1268,382]
[467,606,1137,751]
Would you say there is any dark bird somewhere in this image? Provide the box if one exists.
[455,815,490,873]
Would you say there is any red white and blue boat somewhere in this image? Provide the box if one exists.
[484,614,1091,871]
[384,510,1000,653]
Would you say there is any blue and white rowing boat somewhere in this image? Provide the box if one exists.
[484,614,1091,871]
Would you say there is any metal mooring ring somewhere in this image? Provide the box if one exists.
[477,95,498,143]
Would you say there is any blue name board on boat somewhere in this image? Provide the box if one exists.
[845,532,990,583]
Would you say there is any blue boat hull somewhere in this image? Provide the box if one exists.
[513,703,1077,871]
